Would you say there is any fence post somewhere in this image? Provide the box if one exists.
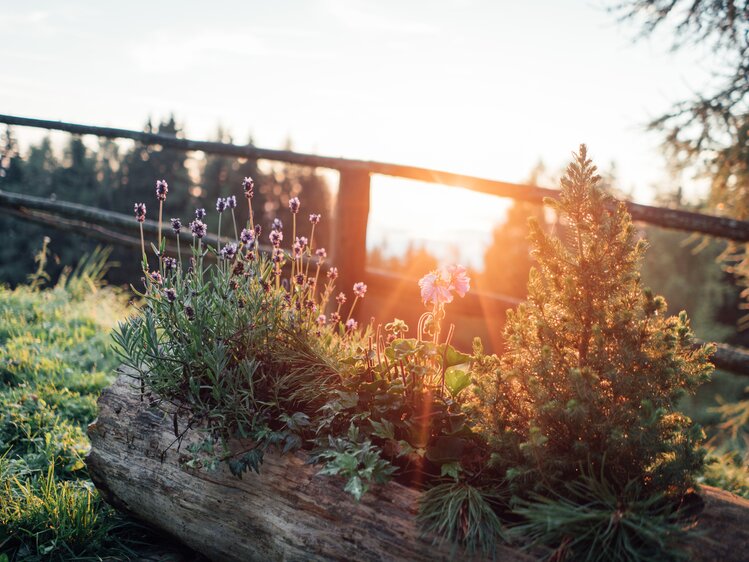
[332,167,371,319]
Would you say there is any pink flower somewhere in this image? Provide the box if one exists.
[417,265,471,306]
[449,264,471,297]
[418,268,453,306]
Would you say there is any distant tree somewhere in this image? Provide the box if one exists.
[612,0,749,216]
[115,116,194,214]
[480,201,546,299]
[368,243,439,278]
[479,162,550,299]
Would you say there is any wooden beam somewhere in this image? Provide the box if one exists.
[4,114,749,241]
[333,168,370,320]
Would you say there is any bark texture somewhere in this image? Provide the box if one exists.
[87,373,531,562]
[87,373,749,562]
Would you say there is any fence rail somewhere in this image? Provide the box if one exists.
[2,114,749,376]
[3,114,749,242]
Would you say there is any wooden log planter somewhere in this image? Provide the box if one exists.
[87,373,749,562]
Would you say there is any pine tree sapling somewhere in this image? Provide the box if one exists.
[473,145,714,497]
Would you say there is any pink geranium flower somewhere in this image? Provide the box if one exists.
[418,265,471,306]
[418,267,454,305]
[448,264,471,297]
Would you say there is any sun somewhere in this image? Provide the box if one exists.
[367,175,513,269]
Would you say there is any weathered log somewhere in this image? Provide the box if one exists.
[87,373,749,562]
[86,373,532,562]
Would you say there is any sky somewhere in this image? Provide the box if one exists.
[1,0,715,267]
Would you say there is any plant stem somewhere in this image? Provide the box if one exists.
[158,201,163,252]
[217,214,222,254]
[346,296,360,323]
[231,209,238,241]
[139,222,146,269]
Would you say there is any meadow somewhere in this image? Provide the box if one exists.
[0,250,198,561]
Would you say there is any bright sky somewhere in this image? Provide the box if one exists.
[1,0,715,268]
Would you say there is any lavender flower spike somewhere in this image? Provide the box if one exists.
[195,208,207,220]
[353,282,368,298]
[190,219,207,239]
[289,197,300,214]
[216,197,227,213]
[240,228,255,244]
[242,176,254,199]
[171,218,182,234]
[155,179,169,201]
[134,203,147,223]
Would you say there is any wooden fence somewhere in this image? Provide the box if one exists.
[1,114,749,374]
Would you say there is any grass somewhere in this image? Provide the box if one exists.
[0,255,156,561]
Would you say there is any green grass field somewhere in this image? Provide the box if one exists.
[0,250,209,562]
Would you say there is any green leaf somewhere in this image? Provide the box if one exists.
[370,418,395,440]
[344,475,365,501]
[445,363,472,397]
[440,461,462,481]
[443,345,471,367]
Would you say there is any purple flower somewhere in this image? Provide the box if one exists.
[272,248,284,263]
[309,213,321,225]
[254,224,262,237]
[272,218,283,232]
[164,257,177,271]
[220,243,238,260]
[164,288,177,303]
[292,242,303,258]
[155,179,169,202]
[134,203,146,223]
[353,282,367,298]
[216,197,227,213]
[345,318,358,332]
[316,314,327,326]
[327,267,338,281]
[227,195,237,209]
[242,176,254,199]
[170,218,182,234]
[269,230,283,247]
[240,228,255,244]
[185,305,195,320]
[305,300,316,311]
[245,250,256,262]
[195,208,207,220]
[329,311,341,324]
[288,197,300,214]
[336,292,347,305]
[149,271,162,285]
[296,236,308,250]
[295,273,305,285]
[316,248,327,263]
[190,219,207,239]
